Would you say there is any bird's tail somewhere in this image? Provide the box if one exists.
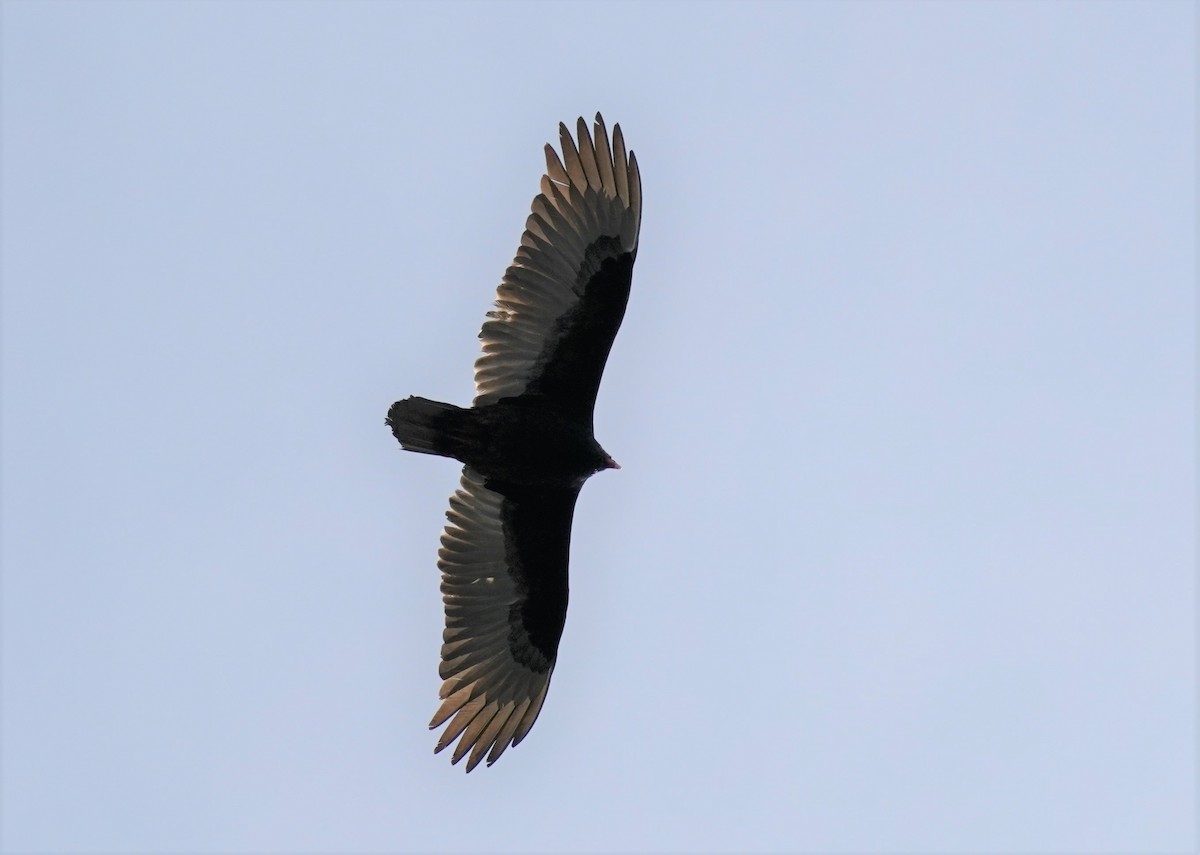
[386,396,470,459]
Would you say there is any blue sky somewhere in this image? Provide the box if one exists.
[1,1,1194,852]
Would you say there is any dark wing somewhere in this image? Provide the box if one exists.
[430,467,581,771]
[474,113,642,421]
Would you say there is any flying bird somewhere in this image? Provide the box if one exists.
[386,114,641,771]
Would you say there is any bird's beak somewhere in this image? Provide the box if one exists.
[605,457,621,470]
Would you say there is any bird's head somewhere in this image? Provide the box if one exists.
[589,440,621,476]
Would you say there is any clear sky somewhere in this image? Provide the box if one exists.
[1,1,1194,852]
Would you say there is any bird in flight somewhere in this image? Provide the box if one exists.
[387,114,641,771]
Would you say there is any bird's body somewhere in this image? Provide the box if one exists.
[389,395,614,487]
[386,114,640,771]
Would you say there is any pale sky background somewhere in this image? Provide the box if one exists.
[1,2,1195,853]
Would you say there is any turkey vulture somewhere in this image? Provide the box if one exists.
[386,114,641,771]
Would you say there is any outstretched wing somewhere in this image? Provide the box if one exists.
[474,113,642,421]
[430,467,581,771]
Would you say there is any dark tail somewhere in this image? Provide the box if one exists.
[386,396,471,459]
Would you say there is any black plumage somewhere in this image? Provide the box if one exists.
[386,114,641,771]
